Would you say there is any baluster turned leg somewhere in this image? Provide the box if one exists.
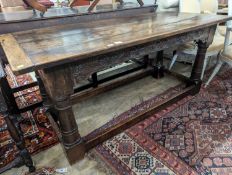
[188,26,216,94]
[188,40,209,94]
[153,50,165,79]
[38,66,85,164]
[35,71,58,122]
[190,40,209,82]
[143,55,149,69]
[91,72,98,88]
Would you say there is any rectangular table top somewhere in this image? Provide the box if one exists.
[0,12,232,75]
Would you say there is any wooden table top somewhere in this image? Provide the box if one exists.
[1,12,232,75]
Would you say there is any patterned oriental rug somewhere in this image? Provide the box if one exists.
[90,68,232,175]
[0,66,58,173]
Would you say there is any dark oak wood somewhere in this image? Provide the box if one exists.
[188,26,216,94]
[1,12,231,165]
[153,50,164,79]
[35,71,59,122]
[0,5,155,115]
[0,34,34,74]
[0,13,231,75]
[0,6,156,166]
[0,43,42,114]
[38,67,85,164]
[71,67,152,103]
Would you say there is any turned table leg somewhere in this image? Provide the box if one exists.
[35,71,58,122]
[153,50,165,79]
[190,40,209,83]
[189,26,216,94]
[38,66,85,164]
[91,72,98,88]
[188,41,209,94]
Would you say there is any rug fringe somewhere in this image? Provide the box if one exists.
[87,149,117,175]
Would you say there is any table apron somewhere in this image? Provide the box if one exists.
[72,26,211,82]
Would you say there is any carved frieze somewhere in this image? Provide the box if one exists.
[72,27,211,82]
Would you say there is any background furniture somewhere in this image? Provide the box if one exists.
[156,0,179,12]
[70,0,180,12]
[0,61,35,173]
[0,0,45,116]
[218,7,228,14]
[0,0,24,8]
[69,0,90,6]
[0,0,54,13]
[169,0,225,80]
[0,0,25,12]
[38,0,54,8]
[179,0,200,13]
[205,0,232,86]
[218,0,228,7]
[0,2,47,172]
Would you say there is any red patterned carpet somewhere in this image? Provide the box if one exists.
[0,66,58,173]
[1,65,232,175]
[90,68,232,175]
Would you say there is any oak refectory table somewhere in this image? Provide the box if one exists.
[0,12,231,164]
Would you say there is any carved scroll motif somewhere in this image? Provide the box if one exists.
[72,27,210,83]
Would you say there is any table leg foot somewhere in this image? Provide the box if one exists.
[153,65,165,79]
[65,141,85,165]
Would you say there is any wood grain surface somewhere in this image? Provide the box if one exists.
[1,12,232,74]
[0,34,34,73]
